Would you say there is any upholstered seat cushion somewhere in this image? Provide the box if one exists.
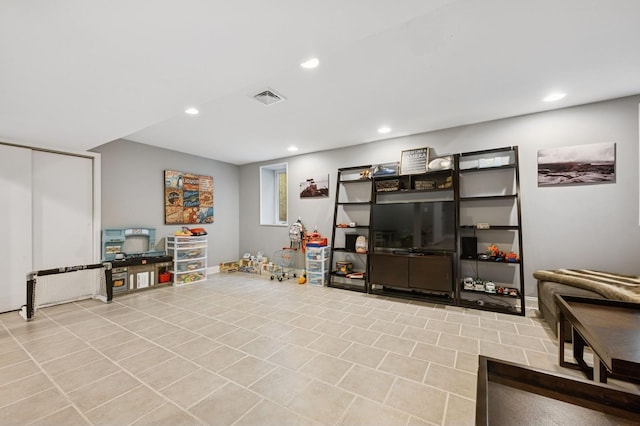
[537,280,604,337]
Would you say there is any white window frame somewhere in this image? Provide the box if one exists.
[260,162,288,226]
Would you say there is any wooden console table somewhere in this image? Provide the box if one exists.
[555,294,640,383]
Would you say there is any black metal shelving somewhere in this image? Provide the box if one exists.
[328,166,374,293]
[328,149,525,316]
[457,146,525,316]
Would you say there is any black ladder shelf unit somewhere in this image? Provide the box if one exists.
[457,146,525,315]
[328,165,373,293]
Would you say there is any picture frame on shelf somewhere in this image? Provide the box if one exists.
[400,147,430,175]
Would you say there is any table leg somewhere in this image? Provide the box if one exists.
[594,358,608,383]
[558,312,566,366]
[572,328,584,361]
[572,330,594,380]
[557,314,591,377]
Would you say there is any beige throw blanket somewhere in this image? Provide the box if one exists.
[533,269,640,303]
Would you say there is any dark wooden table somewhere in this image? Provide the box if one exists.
[555,294,640,383]
[476,356,640,425]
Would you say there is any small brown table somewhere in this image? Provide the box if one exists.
[555,294,640,383]
[476,356,640,425]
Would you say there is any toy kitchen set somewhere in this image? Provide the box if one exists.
[102,227,173,295]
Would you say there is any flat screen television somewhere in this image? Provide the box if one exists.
[371,201,456,252]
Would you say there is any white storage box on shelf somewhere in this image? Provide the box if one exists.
[166,235,208,285]
[305,246,329,286]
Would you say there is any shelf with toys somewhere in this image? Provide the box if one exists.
[166,228,208,285]
[458,238,523,314]
[329,165,373,293]
[305,246,329,286]
[457,146,525,315]
[460,242,520,264]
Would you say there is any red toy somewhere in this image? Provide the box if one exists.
[505,252,519,262]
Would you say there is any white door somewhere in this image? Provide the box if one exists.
[0,145,33,312]
[32,151,95,270]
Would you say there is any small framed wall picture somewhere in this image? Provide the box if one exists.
[300,176,329,198]
[400,147,430,175]
[164,170,214,224]
[537,142,615,186]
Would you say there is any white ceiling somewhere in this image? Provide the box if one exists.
[2,1,640,165]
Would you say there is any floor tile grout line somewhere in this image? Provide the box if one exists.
[422,360,432,386]
[333,388,360,426]
[233,362,279,390]
[424,362,479,402]
[7,325,70,346]
[380,375,398,407]
[284,376,348,423]
[3,272,568,426]
[333,360,356,390]
[178,342,355,423]
[0,379,57,410]
[226,397,267,426]
[215,280,484,414]
[82,383,162,424]
[0,361,42,387]
[26,403,83,426]
[0,316,95,425]
[92,290,349,424]
[339,369,448,426]
[39,304,222,424]
[440,392,452,426]
[182,374,236,412]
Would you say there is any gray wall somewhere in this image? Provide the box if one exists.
[91,139,240,267]
[239,95,640,297]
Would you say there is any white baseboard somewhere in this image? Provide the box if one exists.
[525,296,538,310]
[207,265,220,275]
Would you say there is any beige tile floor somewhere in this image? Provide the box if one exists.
[1,273,636,425]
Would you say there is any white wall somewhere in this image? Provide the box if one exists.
[239,95,640,297]
[91,139,240,267]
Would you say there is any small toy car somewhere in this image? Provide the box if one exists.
[463,277,475,290]
[473,279,485,292]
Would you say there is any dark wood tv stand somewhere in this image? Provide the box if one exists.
[369,251,454,297]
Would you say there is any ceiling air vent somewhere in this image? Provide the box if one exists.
[252,89,285,106]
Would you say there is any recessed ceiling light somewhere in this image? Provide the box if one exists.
[300,57,319,69]
[185,107,199,115]
[287,146,299,152]
[543,93,566,103]
[378,126,391,134]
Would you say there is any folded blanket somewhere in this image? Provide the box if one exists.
[533,269,640,303]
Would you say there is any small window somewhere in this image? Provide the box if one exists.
[260,162,288,225]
